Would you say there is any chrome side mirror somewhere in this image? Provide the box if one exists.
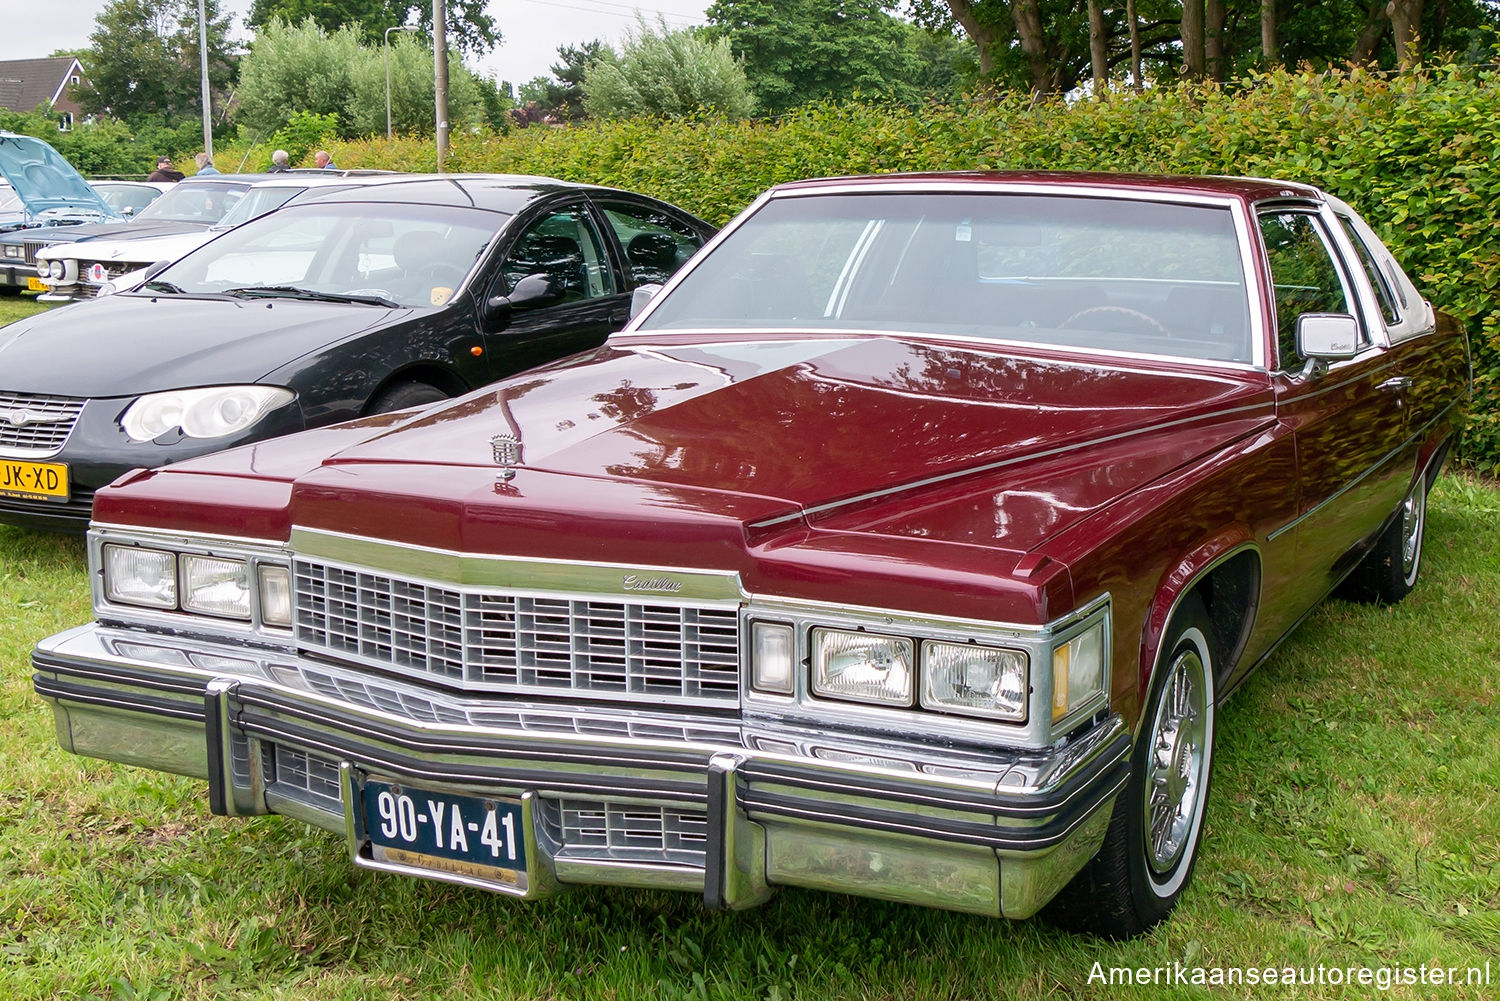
[1295,313,1359,377]
[630,283,662,320]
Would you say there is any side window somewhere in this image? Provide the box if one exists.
[599,201,705,286]
[1258,211,1356,370]
[1336,213,1401,326]
[500,206,614,303]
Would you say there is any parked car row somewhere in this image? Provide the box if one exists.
[2,136,1471,937]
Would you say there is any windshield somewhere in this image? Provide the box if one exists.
[133,181,246,223]
[92,182,163,214]
[638,192,1254,365]
[214,184,315,228]
[154,201,506,308]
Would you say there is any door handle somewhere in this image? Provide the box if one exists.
[1378,377,1413,392]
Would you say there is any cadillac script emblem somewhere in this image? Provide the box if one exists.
[490,432,522,481]
[622,574,684,594]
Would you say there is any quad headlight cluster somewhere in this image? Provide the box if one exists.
[101,542,291,628]
[35,259,73,283]
[749,606,1108,731]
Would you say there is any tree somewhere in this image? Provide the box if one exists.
[248,0,500,57]
[518,41,615,122]
[909,0,1500,95]
[704,1,971,114]
[582,18,755,120]
[78,0,234,123]
[235,18,484,140]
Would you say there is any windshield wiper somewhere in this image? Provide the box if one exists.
[223,285,399,308]
[141,279,185,294]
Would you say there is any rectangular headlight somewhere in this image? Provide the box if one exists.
[102,544,177,609]
[920,641,1028,721]
[1053,621,1106,722]
[2,246,19,259]
[751,621,794,694]
[180,554,251,620]
[810,629,914,706]
[258,565,292,628]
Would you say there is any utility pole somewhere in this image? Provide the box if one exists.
[197,0,213,157]
[433,0,449,171]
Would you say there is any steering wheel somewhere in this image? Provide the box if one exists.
[413,262,466,288]
[1059,305,1172,339]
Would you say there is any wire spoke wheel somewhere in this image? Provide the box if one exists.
[1143,647,1208,874]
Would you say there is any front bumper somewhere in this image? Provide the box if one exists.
[33,623,1129,918]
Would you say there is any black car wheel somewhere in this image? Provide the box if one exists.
[1338,475,1427,604]
[367,381,449,415]
[1045,595,1217,939]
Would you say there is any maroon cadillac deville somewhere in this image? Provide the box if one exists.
[33,172,1468,937]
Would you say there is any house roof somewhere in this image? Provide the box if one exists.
[0,57,82,114]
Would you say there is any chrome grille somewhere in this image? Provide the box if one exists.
[541,799,708,866]
[273,746,341,806]
[22,239,48,266]
[0,392,85,457]
[293,559,740,705]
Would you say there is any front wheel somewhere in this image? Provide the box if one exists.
[1044,596,1217,938]
[366,381,449,415]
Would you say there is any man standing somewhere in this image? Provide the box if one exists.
[268,149,291,172]
[194,152,220,175]
[146,156,184,182]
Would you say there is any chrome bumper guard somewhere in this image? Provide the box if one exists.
[33,623,1130,919]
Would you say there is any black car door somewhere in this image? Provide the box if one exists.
[478,198,628,378]
[589,194,714,292]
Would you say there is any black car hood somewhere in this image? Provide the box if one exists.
[8,218,211,247]
[0,293,406,397]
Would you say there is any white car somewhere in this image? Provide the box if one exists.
[35,174,396,302]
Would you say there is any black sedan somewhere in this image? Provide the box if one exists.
[0,175,715,530]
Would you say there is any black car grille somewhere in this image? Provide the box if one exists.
[0,392,85,456]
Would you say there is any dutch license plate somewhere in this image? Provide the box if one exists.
[26,276,46,292]
[0,459,68,501]
[362,780,526,886]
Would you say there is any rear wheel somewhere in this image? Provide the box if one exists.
[1339,475,1426,604]
[366,381,449,415]
[1044,596,1216,938]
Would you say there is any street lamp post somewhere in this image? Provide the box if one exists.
[385,25,420,138]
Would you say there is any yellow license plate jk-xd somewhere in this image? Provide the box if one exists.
[0,459,69,501]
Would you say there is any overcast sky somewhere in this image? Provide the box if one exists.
[0,1,712,92]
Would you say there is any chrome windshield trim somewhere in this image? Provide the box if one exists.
[287,526,746,602]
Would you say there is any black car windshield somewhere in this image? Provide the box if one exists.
[154,201,505,308]
[131,181,247,223]
[637,191,1255,365]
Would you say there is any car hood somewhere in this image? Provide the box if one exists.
[7,218,209,247]
[0,294,403,397]
[268,333,1274,553]
[0,132,119,223]
[39,230,212,263]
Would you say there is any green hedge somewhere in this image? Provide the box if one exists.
[318,66,1500,468]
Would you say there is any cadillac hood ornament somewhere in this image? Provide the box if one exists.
[490,432,522,481]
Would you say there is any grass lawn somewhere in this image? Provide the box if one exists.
[0,293,51,327]
[0,477,1496,994]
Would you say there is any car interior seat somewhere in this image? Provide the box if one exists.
[626,232,681,285]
